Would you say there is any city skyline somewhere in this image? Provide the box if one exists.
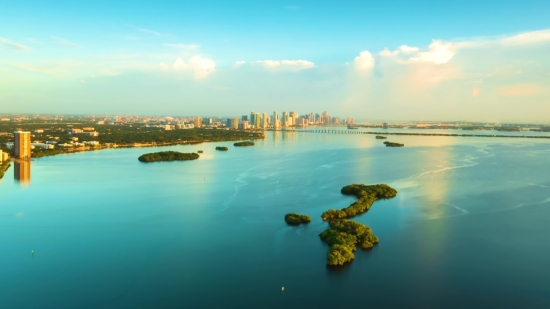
[1,1,550,122]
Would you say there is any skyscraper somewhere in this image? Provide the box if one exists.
[14,131,31,160]
[273,111,280,128]
[193,117,202,128]
[282,112,289,127]
[250,112,256,127]
[262,113,268,128]
[227,118,239,129]
[253,114,259,128]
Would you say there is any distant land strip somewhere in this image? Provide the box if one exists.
[292,130,550,139]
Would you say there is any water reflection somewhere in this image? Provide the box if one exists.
[14,161,31,185]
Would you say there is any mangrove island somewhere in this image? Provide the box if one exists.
[320,184,397,266]
[215,146,228,151]
[234,141,255,147]
[375,136,387,139]
[384,141,404,147]
[138,151,199,162]
[285,213,311,225]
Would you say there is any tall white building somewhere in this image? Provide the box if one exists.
[273,111,279,128]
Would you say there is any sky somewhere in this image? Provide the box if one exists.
[1,0,549,122]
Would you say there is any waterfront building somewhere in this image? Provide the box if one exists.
[250,112,256,126]
[282,112,289,127]
[193,117,202,127]
[239,120,249,130]
[273,111,279,128]
[242,115,248,122]
[262,113,268,128]
[14,131,31,160]
[227,118,239,129]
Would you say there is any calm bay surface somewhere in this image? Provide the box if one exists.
[1,129,550,308]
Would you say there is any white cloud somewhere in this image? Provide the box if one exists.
[173,58,188,71]
[255,59,315,71]
[354,51,375,71]
[0,37,30,50]
[164,43,200,50]
[500,29,550,46]
[379,48,398,57]
[407,40,456,64]
[80,80,86,84]
[398,45,420,54]
[168,56,216,79]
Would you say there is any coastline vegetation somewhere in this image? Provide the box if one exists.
[234,141,255,146]
[383,141,404,147]
[285,213,311,225]
[215,146,228,151]
[0,160,11,179]
[138,151,199,162]
[320,184,397,266]
[375,136,387,139]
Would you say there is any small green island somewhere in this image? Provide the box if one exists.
[375,136,387,139]
[320,184,397,266]
[215,146,228,151]
[138,151,199,162]
[234,141,255,147]
[384,141,404,147]
[197,150,203,153]
[284,213,311,225]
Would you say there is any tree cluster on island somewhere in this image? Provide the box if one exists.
[284,213,311,225]
[375,136,387,139]
[215,146,228,151]
[197,150,203,153]
[384,141,404,147]
[320,184,397,266]
[138,151,199,162]
[234,141,255,146]
[0,160,11,180]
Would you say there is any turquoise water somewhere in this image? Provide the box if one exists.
[1,130,550,308]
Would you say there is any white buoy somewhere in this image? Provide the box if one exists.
[282,286,284,291]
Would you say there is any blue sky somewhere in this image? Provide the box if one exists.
[1,0,549,121]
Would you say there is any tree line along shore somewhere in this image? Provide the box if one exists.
[0,123,263,160]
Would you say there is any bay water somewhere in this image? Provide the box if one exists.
[1,129,550,308]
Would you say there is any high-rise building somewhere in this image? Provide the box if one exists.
[262,113,268,128]
[254,114,261,128]
[282,112,289,127]
[193,117,202,128]
[239,120,249,130]
[14,131,31,160]
[242,115,248,122]
[273,111,279,128]
[250,112,256,126]
[227,118,239,129]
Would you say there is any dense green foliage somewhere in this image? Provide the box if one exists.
[375,136,387,139]
[320,184,397,266]
[384,141,404,147]
[0,119,263,159]
[215,146,228,151]
[284,213,311,225]
[138,151,199,162]
[234,141,255,146]
[0,160,11,179]
[197,150,203,153]
[321,184,397,220]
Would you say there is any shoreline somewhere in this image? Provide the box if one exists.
[30,138,264,160]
